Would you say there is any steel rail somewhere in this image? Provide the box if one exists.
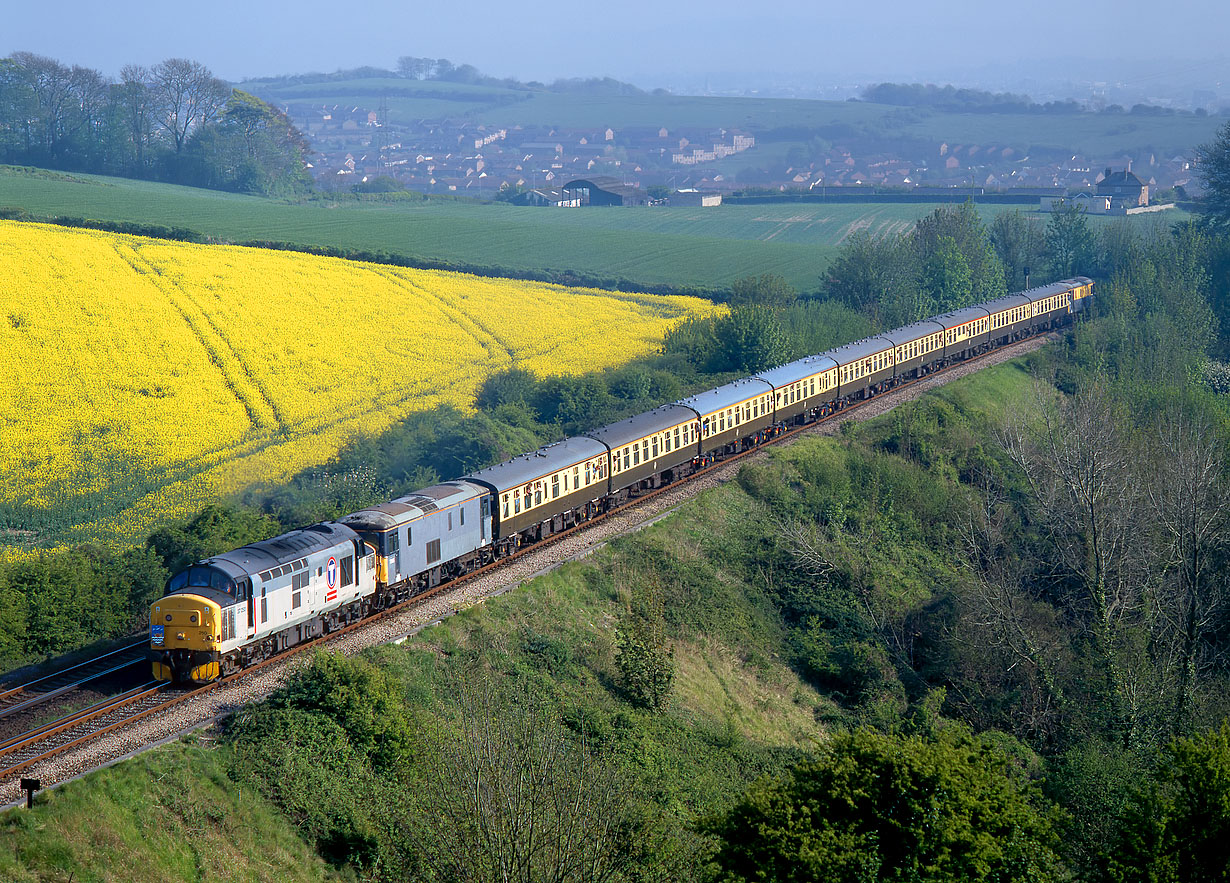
[0,639,148,705]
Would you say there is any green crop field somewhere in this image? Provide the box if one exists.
[0,167,1186,292]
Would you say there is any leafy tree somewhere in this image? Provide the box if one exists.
[912,201,1006,302]
[1195,119,1230,229]
[989,210,1046,290]
[917,234,972,318]
[823,229,916,322]
[1045,202,1097,278]
[704,726,1062,883]
[713,305,790,372]
[396,55,434,79]
[226,705,389,869]
[184,90,312,195]
[1108,724,1230,882]
[532,373,612,429]
[475,366,540,411]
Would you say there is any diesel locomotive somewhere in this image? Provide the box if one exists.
[150,277,1093,684]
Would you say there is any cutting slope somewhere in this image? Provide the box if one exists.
[0,221,715,548]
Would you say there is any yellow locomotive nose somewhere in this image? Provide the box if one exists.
[150,594,223,683]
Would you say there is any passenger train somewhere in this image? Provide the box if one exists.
[150,277,1093,683]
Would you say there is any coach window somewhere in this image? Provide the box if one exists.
[460,507,465,526]
[553,474,561,496]
[448,512,453,531]
[574,466,580,488]
[514,492,521,514]
[502,495,509,519]
[535,486,542,505]
[672,427,680,449]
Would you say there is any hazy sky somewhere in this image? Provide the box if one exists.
[6,0,1229,88]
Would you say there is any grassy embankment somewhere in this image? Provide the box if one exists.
[0,358,1039,881]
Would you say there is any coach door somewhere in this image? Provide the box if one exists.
[239,578,254,637]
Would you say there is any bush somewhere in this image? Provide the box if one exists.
[269,651,413,773]
[704,726,1063,883]
[614,627,674,711]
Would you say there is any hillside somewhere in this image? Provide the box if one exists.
[0,360,1029,881]
[248,75,1221,156]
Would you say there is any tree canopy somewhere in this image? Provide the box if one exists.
[704,726,1062,883]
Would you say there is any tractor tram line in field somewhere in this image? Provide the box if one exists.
[0,330,1054,805]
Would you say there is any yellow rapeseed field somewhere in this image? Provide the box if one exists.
[0,221,717,550]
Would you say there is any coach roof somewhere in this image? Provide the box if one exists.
[980,292,1032,315]
[877,320,947,347]
[824,336,896,367]
[677,378,774,417]
[932,305,992,330]
[465,436,608,493]
[584,405,698,449]
[756,354,839,388]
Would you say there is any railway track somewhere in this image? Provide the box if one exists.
[0,332,1053,802]
[0,639,148,723]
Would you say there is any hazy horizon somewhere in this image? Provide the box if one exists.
[7,0,1230,98]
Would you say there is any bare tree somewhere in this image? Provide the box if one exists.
[950,469,1069,740]
[1146,406,1230,726]
[118,64,154,172]
[9,52,73,157]
[149,57,229,153]
[1000,380,1147,742]
[414,677,641,883]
